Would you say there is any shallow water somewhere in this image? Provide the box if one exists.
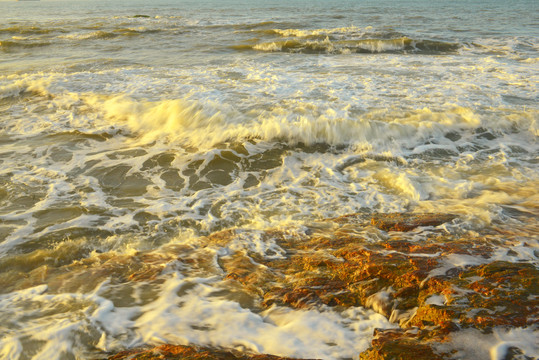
[0,0,538,359]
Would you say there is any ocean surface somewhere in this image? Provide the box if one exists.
[1,0,538,359]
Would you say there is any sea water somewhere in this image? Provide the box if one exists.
[0,0,537,359]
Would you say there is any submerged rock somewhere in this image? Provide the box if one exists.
[334,212,457,232]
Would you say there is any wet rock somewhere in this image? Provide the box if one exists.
[106,344,317,360]
[203,213,537,359]
[455,261,539,328]
[359,328,450,360]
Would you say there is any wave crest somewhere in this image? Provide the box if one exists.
[85,95,493,152]
[235,26,459,55]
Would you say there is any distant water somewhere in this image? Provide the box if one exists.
[1,0,538,359]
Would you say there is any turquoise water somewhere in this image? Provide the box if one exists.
[0,0,538,359]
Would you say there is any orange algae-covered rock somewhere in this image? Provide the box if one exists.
[103,213,537,360]
[359,328,450,360]
[408,305,456,329]
[208,214,537,359]
[107,344,316,360]
[455,261,539,328]
[211,213,468,320]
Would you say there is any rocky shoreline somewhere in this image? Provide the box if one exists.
[102,213,538,360]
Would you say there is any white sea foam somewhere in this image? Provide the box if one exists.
[132,274,396,359]
[271,26,364,38]
[0,74,53,99]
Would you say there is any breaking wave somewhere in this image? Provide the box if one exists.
[236,37,459,54]
[85,95,504,152]
[234,26,459,54]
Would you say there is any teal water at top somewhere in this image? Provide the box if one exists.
[2,0,538,71]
